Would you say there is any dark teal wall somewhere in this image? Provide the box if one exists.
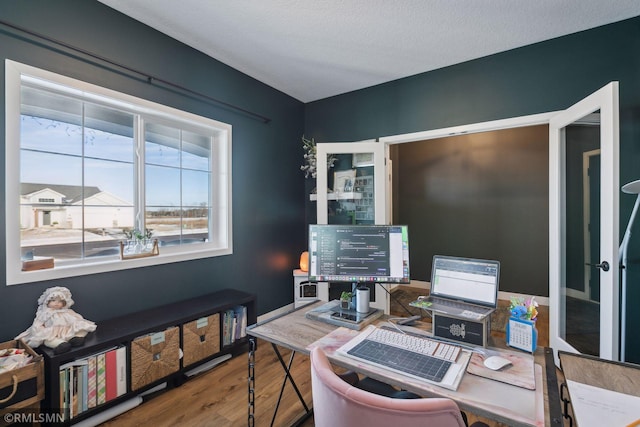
[305,17,640,362]
[0,1,305,338]
[2,2,639,363]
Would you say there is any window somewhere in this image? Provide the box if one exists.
[5,60,232,285]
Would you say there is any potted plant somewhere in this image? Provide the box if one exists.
[120,228,159,259]
[340,291,352,310]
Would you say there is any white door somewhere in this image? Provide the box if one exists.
[549,82,620,362]
[315,141,387,225]
[315,141,389,312]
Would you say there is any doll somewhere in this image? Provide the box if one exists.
[16,287,97,354]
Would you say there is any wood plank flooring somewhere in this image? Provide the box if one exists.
[101,338,313,427]
[101,289,554,427]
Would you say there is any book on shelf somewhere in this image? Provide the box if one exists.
[234,305,248,339]
[87,355,97,409]
[59,359,88,420]
[222,305,249,346]
[105,348,118,402]
[96,352,107,405]
[59,369,67,418]
[116,346,127,397]
[81,364,88,413]
[58,345,126,420]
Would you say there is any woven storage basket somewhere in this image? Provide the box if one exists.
[130,327,179,391]
[182,314,220,367]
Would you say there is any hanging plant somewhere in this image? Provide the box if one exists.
[300,135,337,179]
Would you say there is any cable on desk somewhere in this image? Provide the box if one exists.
[377,283,423,318]
[385,318,407,334]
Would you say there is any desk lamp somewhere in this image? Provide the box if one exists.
[620,179,640,362]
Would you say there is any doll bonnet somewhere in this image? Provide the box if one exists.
[37,286,74,309]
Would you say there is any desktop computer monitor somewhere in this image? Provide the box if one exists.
[308,224,410,285]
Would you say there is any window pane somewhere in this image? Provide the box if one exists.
[182,130,211,172]
[20,150,83,258]
[144,123,212,244]
[146,164,180,206]
[145,122,180,167]
[84,103,134,163]
[21,86,82,156]
[145,207,181,241]
[182,207,209,239]
[21,150,82,186]
[19,92,136,261]
[182,169,210,206]
[85,159,134,206]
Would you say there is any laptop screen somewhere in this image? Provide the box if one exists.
[430,255,500,307]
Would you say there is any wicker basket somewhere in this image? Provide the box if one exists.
[182,314,220,367]
[130,327,179,391]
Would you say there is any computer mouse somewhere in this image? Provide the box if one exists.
[483,355,513,371]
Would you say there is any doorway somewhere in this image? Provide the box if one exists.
[379,82,620,362]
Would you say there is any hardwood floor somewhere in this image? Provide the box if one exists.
[101,289,553,426]
[102,338,313,427]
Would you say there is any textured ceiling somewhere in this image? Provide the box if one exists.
[98,0,640,102]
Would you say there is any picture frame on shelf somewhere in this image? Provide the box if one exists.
[333,169,356,194]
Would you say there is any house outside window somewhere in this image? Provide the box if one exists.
[5,60,232,285]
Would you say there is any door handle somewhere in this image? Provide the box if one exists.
[586,261,610,272]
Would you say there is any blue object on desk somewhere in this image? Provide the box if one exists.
[506,317,537,353]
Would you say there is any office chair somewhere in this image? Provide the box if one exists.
[310,347,488,427]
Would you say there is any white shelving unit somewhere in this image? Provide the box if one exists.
[309,192,362,201]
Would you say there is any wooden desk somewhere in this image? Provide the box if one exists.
[559,351,640,426]
[248,301,562,427]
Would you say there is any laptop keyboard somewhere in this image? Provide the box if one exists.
[344,328,460,383]
[432,297,469,309]
[431,297,492,314]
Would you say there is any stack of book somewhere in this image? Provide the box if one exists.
[59,345,126,421]
[222,305,248,346]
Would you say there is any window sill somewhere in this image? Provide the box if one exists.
[7,245,232,286]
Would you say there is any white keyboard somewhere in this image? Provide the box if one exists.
[367,327,461,362]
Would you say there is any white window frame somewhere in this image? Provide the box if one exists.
[5,60,232,285]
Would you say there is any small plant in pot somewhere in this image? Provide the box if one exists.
[340,291,352,310]
[122,227,155,255]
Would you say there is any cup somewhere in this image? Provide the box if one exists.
[356,287,370,313]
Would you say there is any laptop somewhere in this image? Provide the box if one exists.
[416,255,500,320]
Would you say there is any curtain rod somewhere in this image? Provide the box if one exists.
[0,19,271,123]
